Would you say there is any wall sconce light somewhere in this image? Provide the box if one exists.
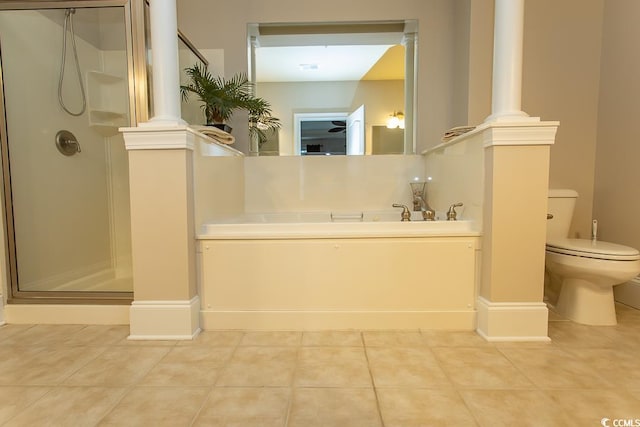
[386,111,405,129]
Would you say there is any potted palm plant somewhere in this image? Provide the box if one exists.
[180,63,280,144]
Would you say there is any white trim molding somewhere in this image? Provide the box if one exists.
[201,310,476,331]
[476,296,550,342]
[128,296,201,340]
[614,276,640,310]
[121,125,196,151]
[481,121,559,147]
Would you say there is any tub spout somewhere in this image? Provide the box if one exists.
[416,196,436,221]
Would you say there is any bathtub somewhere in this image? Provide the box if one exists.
[197,211,482,330]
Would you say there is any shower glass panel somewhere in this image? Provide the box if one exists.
[0,6,133,300]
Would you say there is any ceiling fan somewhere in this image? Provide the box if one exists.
[328,120,346,133]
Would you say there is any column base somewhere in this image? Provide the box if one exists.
[484,112,540,123]
[476,296,550,342]
[129,296,201,340]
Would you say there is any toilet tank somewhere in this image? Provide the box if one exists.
[547,189,578,240]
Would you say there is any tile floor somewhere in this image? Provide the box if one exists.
[0,304,639,426]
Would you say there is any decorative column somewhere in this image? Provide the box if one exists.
[402,31,417,154]
[486,0,532,122]
[248,35,260,156]
[477,0,558,341]
[144,0,186,126]
[122,1,198,339]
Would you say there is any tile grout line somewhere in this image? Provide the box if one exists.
[418,329,485,426]
[93,331,176,426]
[282,333,303,427]
[187,331,245,426]
[362,331,386,427]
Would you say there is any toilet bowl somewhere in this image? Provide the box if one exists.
[545,190,640,325]
[545,238,640,325]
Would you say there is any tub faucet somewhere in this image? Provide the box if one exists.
[416,196,436,221]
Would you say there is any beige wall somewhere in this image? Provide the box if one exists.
[177,0,459,154]
[466,0,493,125]
[521,0,604,238]
[593,1,640,251]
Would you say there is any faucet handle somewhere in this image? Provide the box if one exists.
[392,204,411,222]
[446,202,463,221]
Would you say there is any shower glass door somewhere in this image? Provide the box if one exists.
[0,4,134,301]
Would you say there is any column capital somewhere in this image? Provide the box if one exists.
[479,120,559,148]
[121,125,196,150]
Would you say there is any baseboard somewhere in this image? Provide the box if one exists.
[128,297,201,340]
[614,276,640,309]
[200,310,476,331]
[3,304,129,324]
[476,296,550,342]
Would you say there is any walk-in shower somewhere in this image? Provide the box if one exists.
[0,1,140,303]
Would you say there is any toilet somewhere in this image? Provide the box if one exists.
[545,189,640,325]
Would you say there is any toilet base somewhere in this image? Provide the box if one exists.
[555,278,617,325]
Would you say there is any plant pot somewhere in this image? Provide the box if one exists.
[206,123,232,133]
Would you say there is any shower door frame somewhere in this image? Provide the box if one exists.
[0,0,147,304]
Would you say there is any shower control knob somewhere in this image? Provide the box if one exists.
[55,130,81,156]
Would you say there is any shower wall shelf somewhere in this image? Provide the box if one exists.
[86,70,128,136]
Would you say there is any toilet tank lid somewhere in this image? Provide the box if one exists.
[548,189,578,198]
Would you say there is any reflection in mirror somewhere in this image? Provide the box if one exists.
[372,126,404,154]
[178,32,210,124]
[296,113,348,156]
[248,21,417,156]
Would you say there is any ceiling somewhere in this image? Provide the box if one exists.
[256,44,400,82]
[251,23,407,83]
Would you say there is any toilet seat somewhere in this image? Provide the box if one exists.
[546,238,640,261]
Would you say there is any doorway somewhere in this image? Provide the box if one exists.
[294,106,365,155]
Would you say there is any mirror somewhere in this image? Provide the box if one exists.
[248,21,417,156]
